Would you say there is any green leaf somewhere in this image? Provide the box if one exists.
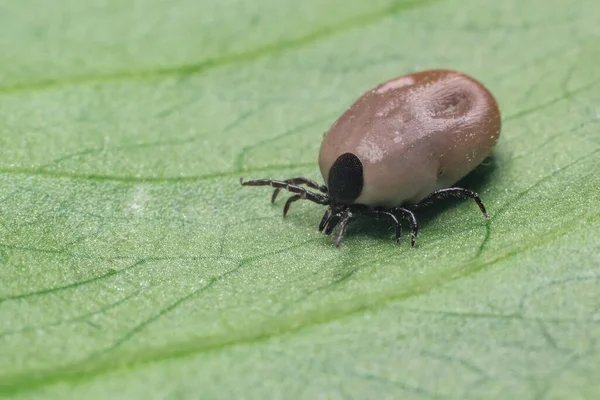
[1,0,599,398]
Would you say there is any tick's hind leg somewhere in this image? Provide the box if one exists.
[370,210,402,243]
[416,187,489,219]
[391,207,419,247]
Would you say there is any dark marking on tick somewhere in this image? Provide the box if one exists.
[327,153,364,204]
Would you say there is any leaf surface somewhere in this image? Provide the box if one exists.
[1,0,599,398]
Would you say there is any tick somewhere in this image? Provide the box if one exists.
[240,69,501,247]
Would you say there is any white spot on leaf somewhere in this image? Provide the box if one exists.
[129,186,150,215]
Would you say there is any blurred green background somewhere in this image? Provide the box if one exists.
[0,0,599,398]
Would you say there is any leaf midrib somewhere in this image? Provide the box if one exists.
[0,0,435,96]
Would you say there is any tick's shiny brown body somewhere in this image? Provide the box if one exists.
[318,69,501,207]
[241,69,501,248]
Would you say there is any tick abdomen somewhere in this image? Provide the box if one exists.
[242,69,500,248]
[319,70,501,207]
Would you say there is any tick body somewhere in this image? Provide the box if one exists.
[241,69,501,247]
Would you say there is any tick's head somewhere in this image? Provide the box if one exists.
[327,153,364,204]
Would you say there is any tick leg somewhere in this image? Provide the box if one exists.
[417,187,489,219]
[270,177,328,203]
[334,209,354,248]
[324,211,343,235]
[371,210,402,243]
[392,207,418,247]
[324,206,349,235]
[240,178,330,207]
[319,208,332,232]
[282,194,302,216]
